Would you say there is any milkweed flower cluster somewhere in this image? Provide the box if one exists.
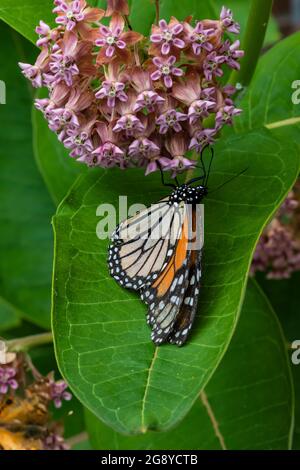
[19,1,243,176]
[0,347,72,450]
[50,379,73,408]
[0,366,18,394]
[43,433,70,451]
[251,187,300,279]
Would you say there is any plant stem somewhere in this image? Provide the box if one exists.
[125,15,133,31]
[155,0,160,25]
[67,432,89,449]
[7,332,53,352]
[228,0,273,87]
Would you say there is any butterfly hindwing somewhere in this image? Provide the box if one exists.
[168,250,202,346]
[140,214,193,344]
[147,254,192,345]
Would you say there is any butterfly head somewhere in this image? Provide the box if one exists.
[169,184,208,205]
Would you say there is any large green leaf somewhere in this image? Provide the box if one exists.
[235,31,300,138]
[257,272,300,450]
[129,0,155,35]
[0,23,54,329]
[71,439,92,450]
[0,0,55,44]
[160,0,216,22]
[52,127,299,434]
[0,296,21,332]
[257,272,300,342]
[234,35,300,448]
[86,279,294,450]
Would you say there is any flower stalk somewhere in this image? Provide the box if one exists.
[155,0,160,25]
[7,332,53,352]
[229,0,273,87]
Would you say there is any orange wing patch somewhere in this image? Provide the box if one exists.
[152,217,189,297]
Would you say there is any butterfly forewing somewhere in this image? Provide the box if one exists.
[108,200,186,291]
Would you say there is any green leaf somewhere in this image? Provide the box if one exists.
[257,272,300,450]
[0,296,21,332]
[257,272,300,342]
[235,31,300,137]
[291,360,300,449]
[86,279,294,450]
[71,439,92,450]
[0,0,55,44]
[0,23,54,329]
[52,127,299,434]
[159,0,217,22]
[129,0,217,36]
[129,0,156,35]
[32,95,86,206]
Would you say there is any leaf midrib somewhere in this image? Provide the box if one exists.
[141,347,159,432]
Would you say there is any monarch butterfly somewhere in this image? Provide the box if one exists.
[108,149,244,346]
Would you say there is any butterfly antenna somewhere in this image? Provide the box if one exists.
[186,145,209,186]
[209,167,249,194]
[158,162,177,189]
[205,147,214,187]
[200,145,209,182]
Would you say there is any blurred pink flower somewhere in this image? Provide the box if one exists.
[50,379,72,408]
[0,367,18,395]
[251,191,300,279]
